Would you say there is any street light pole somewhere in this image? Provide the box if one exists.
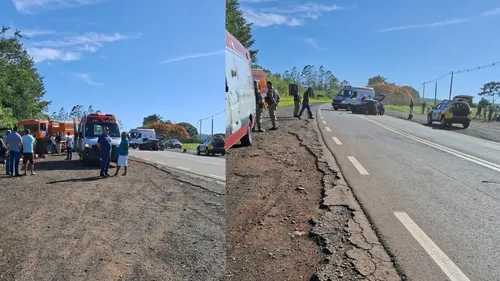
[434,82,438,106]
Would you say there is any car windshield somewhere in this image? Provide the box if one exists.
[20,124,39,133]
[85,123,120,138]
[130,132,138,139]
[337,90,351,98]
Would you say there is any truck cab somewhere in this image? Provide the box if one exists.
[77,113,121,164]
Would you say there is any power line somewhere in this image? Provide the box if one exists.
[199,109,225,122]
[422,60,500,85]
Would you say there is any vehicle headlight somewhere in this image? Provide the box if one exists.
[84,143,89,148]
[341,101,346,104]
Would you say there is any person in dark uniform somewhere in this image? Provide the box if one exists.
[97,128,112,177]
[297,87,314,120]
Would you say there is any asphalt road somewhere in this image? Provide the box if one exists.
[317,104,500,281]
[129,149,225,181]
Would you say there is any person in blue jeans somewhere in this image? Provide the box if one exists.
[5,128,23,177]
[297,87,315,120]
[97,128,112,177]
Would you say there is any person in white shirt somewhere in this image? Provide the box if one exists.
[50,134,56,155]
[21,129,36,175]
[65,132,74,160]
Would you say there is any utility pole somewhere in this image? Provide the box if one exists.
[434,82,438,106]
[422,83,426,100]
[449,71,454,100]
[199,119,203,138]
[211,119,214,136]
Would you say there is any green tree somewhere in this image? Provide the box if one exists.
[402,86,420,101]
[143,114,163,125]
[368,75,389,85]
[58,107,67,121]
[70,105,84,120]
[479,81,500,103]
[226,0,258,63]
[87,105,95,114]
[478,97,491,107]
[176,122,198,137]
[0,26,50,121]
[0,105,16,130]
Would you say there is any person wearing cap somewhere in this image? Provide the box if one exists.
[21,129,36,175]
[3,130,11,175]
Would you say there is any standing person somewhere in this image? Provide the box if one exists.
[50,134,56,154]
[65,132,74,160]
[292,85,301,117]
[97,127,112,177]
[297,87,314,120]
[3,130,11,175]
[55,133,62,155]
[114,132,129,176]
[483,105,488,120]
[21,129,36,176]
[5,127,23,177]
[495,106,499,121]
[265,81,279,130]
[488,106,493,122]
[476,105,482,119]
[408,99,414,119]
[254,81,265,132]
[422,101,427,114]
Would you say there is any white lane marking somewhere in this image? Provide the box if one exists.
[320,116,324,119]
[208,174,225,181]
[359,116,500,172]
[176,166,190,171]
[347,156,369,175]
[332,137,342,145]
[395,212,470,281]
[325,127,331,132]
[158,162,166,165]
[322,120,327,124]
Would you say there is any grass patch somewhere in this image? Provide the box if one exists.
[385,104,478,116]
[182,143,198,150]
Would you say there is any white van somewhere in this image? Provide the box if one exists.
[129,128,156,149]
[332,85,375,111]
[225,30,256,149]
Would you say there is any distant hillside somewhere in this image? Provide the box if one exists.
[369,82,421,105]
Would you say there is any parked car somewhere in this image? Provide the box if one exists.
[197,135,226,156]
[165,139,182,149]
[351,94,386,115]
[138,139,161,151]
[427,95,472,128]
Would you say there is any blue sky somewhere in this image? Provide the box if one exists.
[0,0,225,134]
[241,0,500,102]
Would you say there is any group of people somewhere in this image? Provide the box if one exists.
[0,127,37,176]
[0,127,130,178]
[475,104,500,121]
[253,82,315,132]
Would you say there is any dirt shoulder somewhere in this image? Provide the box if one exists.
[226,105,401,281]
[0,155,225,281]
[385,109,500,143]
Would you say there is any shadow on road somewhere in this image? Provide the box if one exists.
[34,158,107,171]
[423,124,465,131]
[46,176,103,184]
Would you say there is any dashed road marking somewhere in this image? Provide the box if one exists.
[208,174,225,181]
[332,137,342,145]
[320,116,324,119]
[347,156,369,175]
[325,127,331,132]
[394,212,470,281]
[158,162,166,165]
[322,120,327,124]
[176,166,190,171]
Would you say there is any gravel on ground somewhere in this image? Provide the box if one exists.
[226,105,401,281]
[0,154,225,281]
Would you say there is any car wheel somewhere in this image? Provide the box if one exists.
[379,109,385,116]
[241,121,252,146]
[463,122,470,129]
[221,150,226,156]
[205,149,210,156]
[333,106,338,111]
[197,147,201,155]
[440,116,448,126]
[347,105,352,111]
[427,114,433,125]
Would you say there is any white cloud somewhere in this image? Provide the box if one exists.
[25,32,141,63]
[160,50,224,65]
[242,7,303,27]
[28,47,82,63]
[300,37,327,50]
[481,7,500,17]
[11,0,100,14]
[377,18,469,33]
[72,73,104,86]
[242,2,344,27]
[21,28,56,37]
